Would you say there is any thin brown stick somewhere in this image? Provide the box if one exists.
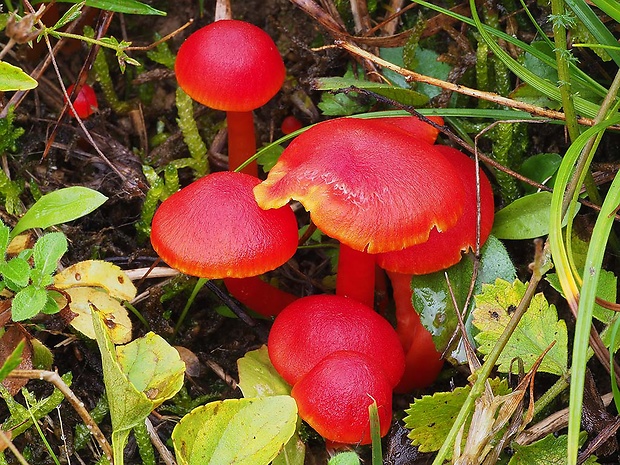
[8,370,112,462]
[335,40,617,130]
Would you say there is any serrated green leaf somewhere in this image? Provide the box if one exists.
[0,257,31,288]
[34,232,67,279]
[0,62,38,91]
[12,187,107,238]
[172,396,297,465]
[404,379,510,455]
[509,432,598,465]
[237,346,291,398]
[11,285,48,321]
[473,279,568,376]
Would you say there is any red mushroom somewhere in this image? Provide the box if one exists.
[281,115,303,135]
[175,20,285,176]
[65,83,98,119]
[377,146,495,391]
[291,350,393,445]
[150,171,298,317]
[268,294,405,388]
[254,117,464,307]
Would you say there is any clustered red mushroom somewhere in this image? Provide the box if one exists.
[268,294,405,444]
[256,115,495,394]
[153,15,496,447]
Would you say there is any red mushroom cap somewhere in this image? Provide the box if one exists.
[151,171,298,278]
[291,350,392,445]
[376,115,444,145]
[175,20,285,112]
[377,146,495,274]
[268,294,405,387]
[254,117,465,254]
[66,83,98,119]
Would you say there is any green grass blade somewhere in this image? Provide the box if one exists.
[564,0,620,65]
[414,0,608,101]
[547,117,620,465]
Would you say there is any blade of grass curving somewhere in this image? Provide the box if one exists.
[467,0,600,118]
[547,117,620,465]
[564,0,620,65]
[414,0,608,101]
[609,318,620,414]
[590,0,620,23]
[567,169,620,465]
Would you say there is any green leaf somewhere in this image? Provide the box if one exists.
[403,379,511,455]
[115,333,185,407]
[518,153,562,194]
[92,309,184,464]
[0,62,38,91]
[317,92,371,116]
[492,191,578,239]
[11,285,48,321]
[49,0,166,15]
[0,222,9,258]
[508,433,598,465]
[0,257,31,288]
[328,452,361,465]
[411,256,473,352]
[474,236,517,295]
[473,279,568,376]
[12,186,107,238]
[52,2,85,30]
[237,346,291,397]
[313,76,428,107]
[410,48,452,99]
[0,340,24,383]
[272,435,305,465]
[172,396,297,465]
[34,232,68,279]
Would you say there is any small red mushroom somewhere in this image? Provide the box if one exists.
[280,115,303,135]
[291,350,393,445]
[376,146,495,391]
[254,117,464,308]
[268,294,405,388]
[65,83,98,119]
[175,20,285,176]
[151,171,298,317]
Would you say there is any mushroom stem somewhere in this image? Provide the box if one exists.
[335,244,376,308]
[227,111,258,176]
[223,276,297,317]
[387,270,444,392]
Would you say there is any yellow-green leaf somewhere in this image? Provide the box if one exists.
[65,287,132,343]
[0,62,37,91]
[54,260,137,301]
[237,346,291,398]
[473,279,568,376]
[172,396,297,465]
